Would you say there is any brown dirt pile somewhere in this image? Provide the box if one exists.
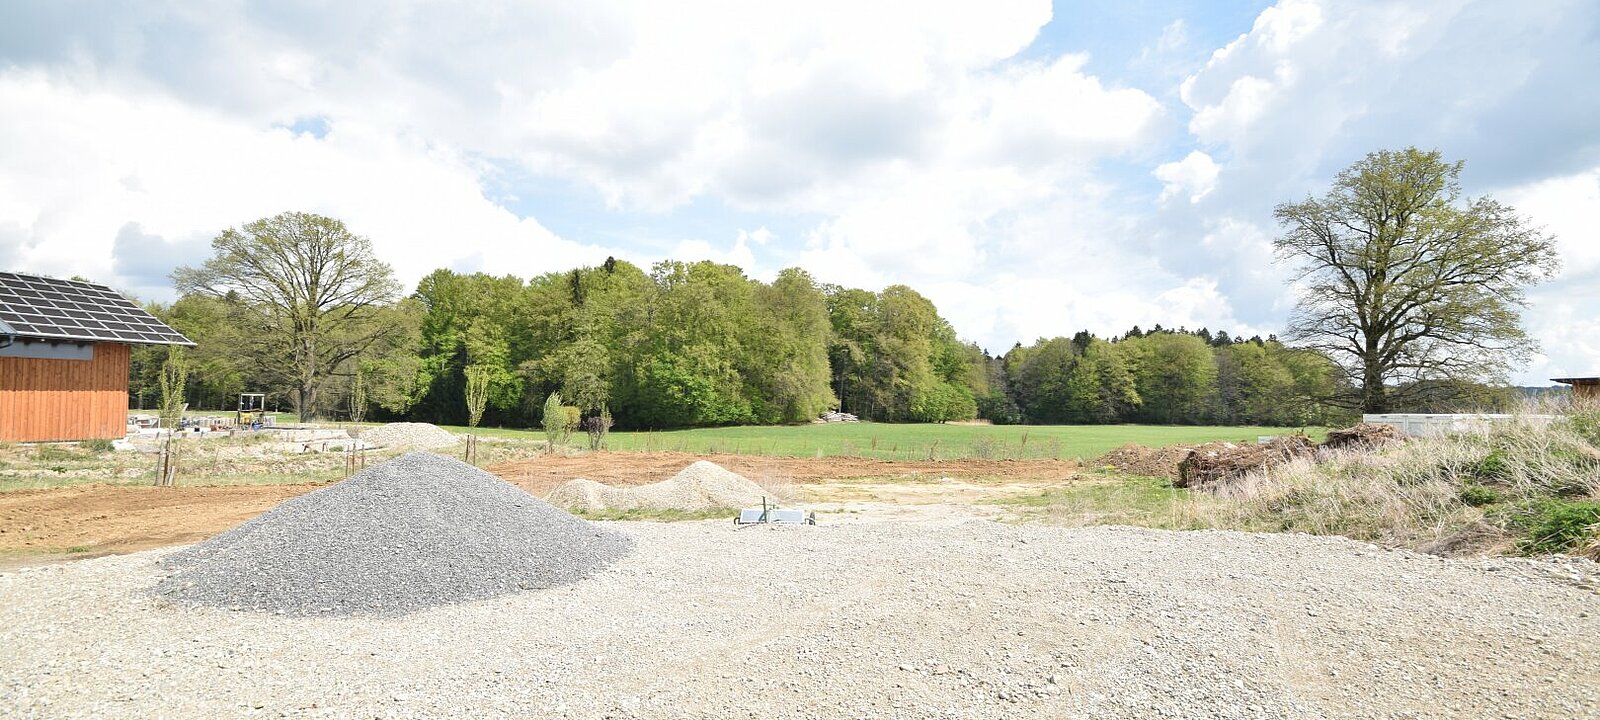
[1322,423,1406,450]
[1175,436,1318,489]
[1093,444,1194,481]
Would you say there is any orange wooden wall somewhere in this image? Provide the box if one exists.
[0,342,130,442]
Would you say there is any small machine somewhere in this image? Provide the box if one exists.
[236,393,267,429]
[734,497,817,527]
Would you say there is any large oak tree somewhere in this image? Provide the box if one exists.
[1274,148,1559,413]
[173,212,403,421]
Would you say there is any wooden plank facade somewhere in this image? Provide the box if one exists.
[0,342,129,442]
[1553,377,1600,400]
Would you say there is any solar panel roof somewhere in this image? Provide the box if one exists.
[0,272,194,346]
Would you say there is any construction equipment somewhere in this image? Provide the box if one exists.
[734,497,817,527]
[236,393,267,429]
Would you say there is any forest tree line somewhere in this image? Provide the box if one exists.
[130,251,1371,428]
[128,147,1555,427]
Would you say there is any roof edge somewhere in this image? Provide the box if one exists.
[8,331,197,348]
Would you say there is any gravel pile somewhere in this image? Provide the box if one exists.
[355,422,459,449]
[154,452,631,616]
[547,460,772,512]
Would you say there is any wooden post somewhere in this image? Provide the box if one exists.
[153,436,180,486]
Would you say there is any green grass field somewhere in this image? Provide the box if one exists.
[127,409,1321,462]
[598,422,1322,461]
[389,420,1322,461]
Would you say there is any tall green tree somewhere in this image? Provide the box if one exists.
[464,364,493,428]
[1067,339,1141,423]
[1123,333,1218,424]
[746,268,836,423]
[1274,148,1559,413]
[412,270,528,424]
[172,212,403,421]
[158,345,188,430]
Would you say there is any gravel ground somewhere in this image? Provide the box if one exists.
[157,452,630,616]
[3,522,1598,719]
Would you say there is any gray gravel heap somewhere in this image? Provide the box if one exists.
[353,422,458,449]
[154,451,631,616]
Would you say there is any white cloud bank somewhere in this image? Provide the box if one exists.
[0,0,1596,381]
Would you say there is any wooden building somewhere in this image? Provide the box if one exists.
[0,272,193,442]
[1553,377,1600,400]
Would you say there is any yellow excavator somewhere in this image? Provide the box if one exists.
[236,393,267,429]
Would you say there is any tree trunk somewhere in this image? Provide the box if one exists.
[1361,360,1388,414]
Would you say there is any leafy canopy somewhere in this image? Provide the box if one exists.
[1274,148,1558,412]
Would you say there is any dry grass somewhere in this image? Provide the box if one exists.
[1183,402,1600,556]
[744,470,796,502]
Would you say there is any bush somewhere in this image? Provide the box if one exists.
[1500,500,1600,555]
[542,393,566,451]
[1471,449,1511,482]
[1459,483,1501,507]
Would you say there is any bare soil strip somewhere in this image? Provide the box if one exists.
[0,452,1080,562]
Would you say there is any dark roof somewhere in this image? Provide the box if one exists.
[0,272,194,346]
[1553,377,1599,385]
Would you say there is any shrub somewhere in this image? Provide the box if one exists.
[561,406,581,443]
[583,405,613,451]
[1501,500,1600,555]
[1459,483,1501,507]
[542,392,565,451]
[1471,449,1511,482]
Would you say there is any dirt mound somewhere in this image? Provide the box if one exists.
[1176,436,1317,489]
[155,452,631,616]
[547,460,773,512]
[354,422,458,449]
[1094,444,1194,481]
[1322,423,1405,450]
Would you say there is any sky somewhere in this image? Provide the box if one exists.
[1,0,1596,385]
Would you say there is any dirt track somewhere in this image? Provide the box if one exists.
[0,452,1079,562]
[486,451,1079,494]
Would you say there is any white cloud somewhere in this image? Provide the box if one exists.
[0,72,613,296]
[1155,151,1222,203]
[1168,0,1600,383]
[2,0,1596,382]
[669,228,774,278]
[1497,169,1600,275]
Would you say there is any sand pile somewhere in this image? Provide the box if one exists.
[155,452,631,616]
[547,460,772,512]
[355,422,459,449]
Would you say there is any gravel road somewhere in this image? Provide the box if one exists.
[2,521,1597,719]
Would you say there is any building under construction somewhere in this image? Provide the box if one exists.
[0,272,193,442]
